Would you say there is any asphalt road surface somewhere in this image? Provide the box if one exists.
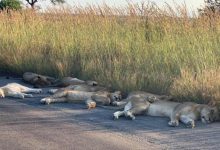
[0,77,219,150]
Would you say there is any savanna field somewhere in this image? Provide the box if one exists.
[0,4,220,105]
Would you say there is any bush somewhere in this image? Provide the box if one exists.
[0,0,22,11]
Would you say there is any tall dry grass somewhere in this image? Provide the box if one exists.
[0,3,220,104]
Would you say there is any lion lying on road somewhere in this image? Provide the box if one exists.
[23,72,98,88]
[41,90,121,109]
[0,83,42,99]
[23,72,57,88]
[113,96,219,128]
[112,91,159,120]
[147,101,219,128]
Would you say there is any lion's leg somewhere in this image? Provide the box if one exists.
[50,91,67,98]
[113,111,125,120]
[85,99,96,109]
[40,97,67,105]
[125,111,136,120]
[112,101,127,106]
[126,105,148,120]
[7,91,25,99]
[23,93,34,98]
[41,91,67,104]
[180,115,195,128]
[48,89,58,94]
[22,88,42,94]
[14,84,40,94]
[168,112,180,127]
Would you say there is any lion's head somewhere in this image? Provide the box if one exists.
[109,91,122,102]
[32,76,54,88]
[200,106,219,123]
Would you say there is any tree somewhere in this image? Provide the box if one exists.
[25,0,65,9]
[0,0,22,11]
[198,0,220,15]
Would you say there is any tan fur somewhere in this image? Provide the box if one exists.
[128,91,172,101]
[41,90,121,109]
[114,97,219,128]
[23,72,56,88]
[51,77,98,87]
[113,91,158,120]
[0,83,42,99]
[112,91,165,108]
[48,84,108,94]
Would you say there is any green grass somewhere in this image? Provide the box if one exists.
[0,5,220,105]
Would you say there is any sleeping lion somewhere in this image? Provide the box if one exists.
[113,97,219,128]
[0,83,42,99]
[23,72,98,88]
[112,91,171,107]
[23,72,57,88]
[41,90,122,109]
[112,91,159,120]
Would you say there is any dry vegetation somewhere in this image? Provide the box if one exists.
[0,3,220,104]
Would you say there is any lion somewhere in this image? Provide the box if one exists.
[112,91,170,107]
[23,72,57,88]
[113,97,219,128]
[40,90,122,109]
[0,83,42,99]
[148,101,219,128]
[48,84,109,94]
[112,91,159,120]
[51,77,98,87]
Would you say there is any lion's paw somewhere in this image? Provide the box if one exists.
[186,121,195,128]
[113,112,119,120]
[125,111,135,120]
[112,101,119,106]
[40,98,51,105]
[87,102,96,109]
[48,89,57,94]
[18,94,25,99]
[131,116,136,120]
[37,89,42,94]
[85,99,96,109]
[168,120,179,127]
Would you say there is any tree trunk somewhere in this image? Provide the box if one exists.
[26,0,38,9]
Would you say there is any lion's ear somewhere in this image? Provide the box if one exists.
[87,81,98,86]
[92,82,98,86]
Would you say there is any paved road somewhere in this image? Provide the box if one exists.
[0,77,220,150]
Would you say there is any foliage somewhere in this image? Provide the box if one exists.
[199,0,220,15]
[25,0,65,9]
[0,0,22,11]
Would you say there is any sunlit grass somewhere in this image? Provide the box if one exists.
[0,3,220,104]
